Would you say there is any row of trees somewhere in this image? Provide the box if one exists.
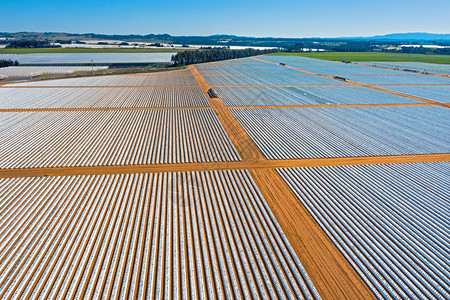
[0,59,19,68]
[285,41,450,55]
[171,48,278,65]
[399,46,450,55]
[285,41,376,52]
[6,40,61,48]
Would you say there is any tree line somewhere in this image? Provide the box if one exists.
[0,59,19,68]
[6,40,61,48]
[285,41,376,52]
[171,48,278,66]
[398,46,449,55]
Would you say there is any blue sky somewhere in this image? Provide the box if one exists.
[1,0,449,37]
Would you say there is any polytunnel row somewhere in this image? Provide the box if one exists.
[344,74,450,85]
[0,170,320,300]
[259,55,408,75]
[0,66,108,79]
[0,87,210,109]
[204,74,346,86]
[361,62,450,76]
[229,106,450,160]
[372,85,450,104]
[294,67,405,75]
[0,109,241,169]
[199,56,447,85]
[198,67,302,76]
[196,58,272,69]
[7,73,199,87]
[276,162,450,300]
[127,68,194,75]
[215,86,417,107]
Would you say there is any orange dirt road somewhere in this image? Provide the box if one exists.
[250,168,375,299]
[1,153,448,179]
[2,59,448,299]
[252,57,450,108]
[189,65,265,162]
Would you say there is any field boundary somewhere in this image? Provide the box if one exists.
[1,56,448,299]
[1,153,448,178]
[252,57,450,108]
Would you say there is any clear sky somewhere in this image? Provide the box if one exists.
[1,0,449,38]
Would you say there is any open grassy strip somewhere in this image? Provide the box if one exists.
[268,52,450,64]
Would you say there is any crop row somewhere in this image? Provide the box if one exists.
[204,75,346,86]
[7,73,198,87]
[277,162,449,299]
[198,67,301,75]
[0,87,209,109]
[0,109,240,169]
[0,170,319,300]
[196,58,272,69]
[0,66,108,79]
[260,56,407,75]
[215,86,417,106]
[344,74,450,85]
[374,85,450,103]
[362,62,450,75]
[230,106,450,159]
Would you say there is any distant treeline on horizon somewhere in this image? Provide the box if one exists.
[1,32,449,55]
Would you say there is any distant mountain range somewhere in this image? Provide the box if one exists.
[342,33,450,41]
[0,32,449,47]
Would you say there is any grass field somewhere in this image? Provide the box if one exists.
[269,52,450,64]
[0,47,185,54]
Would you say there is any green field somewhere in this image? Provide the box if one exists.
[0,48,184,54]
[268,52,450,64]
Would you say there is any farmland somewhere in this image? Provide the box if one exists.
[215,86,420,106]
[7,71,198,87]
[0,170,319,299]
[278,162,449,299]
[0,54,448,299]
[0,110,240,168]
[361,61,450,75]
[375,85,450,103]
[0,66,108,79]
[0,87,209,109]
[230,106,449,159]
[0,48,184,54]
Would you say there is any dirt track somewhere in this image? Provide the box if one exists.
[249,168,375,299]
[1,153,448,178]
[191,62,449,299]
[1,59,448,299]
[189,65,266,162]
[252,57,450,108]
[192,64,377,299]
